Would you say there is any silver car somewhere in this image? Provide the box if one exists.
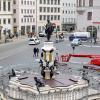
[71,38,82,46]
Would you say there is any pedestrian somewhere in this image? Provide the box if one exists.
[33,47,37,57]
[36,48,39,57]
[41,52,43,58]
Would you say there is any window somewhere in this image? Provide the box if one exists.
[39,15,42,20]
[69,3,70,7]
[47,7,50,12]
[30,18,32,22]
[47,0,50,4]
[51,15,53,20]
[43,0,46,4]
[43,7,46,12]
[55,0,57,5]
[47,15,50,20]
[58,15,60,20]
[27,18,29,22]
[13,9,16,13]
[8,2,11,11]
[40,0,42,4]
[3,19,6,24]
[21,18,23,23]
[8,19,11,24]
[24,9,26,13]
[83,0,85,6]
[54,15,57,20]
[89,0,93,7]
[51,0,53,4]
[54,8,57,13]
[79,0,82,7]
[40,7,42,12]
[3,1,6,11]
[77,0,78,6]
[0,1,1,11]
[51,7,53,12]
[24,1,26,5]
[87,12,92,20]
[21,0,23,4]
[24,18,26,22]
[13,18,16,23]
[43,15,46,20]
[27,1,29,5]
[21,9,23,13]
[58,8,60,12]
[58,0,60,5]
[27,9,29,13]
[13,0,16,4]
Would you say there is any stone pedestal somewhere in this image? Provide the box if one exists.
[41,42,55,67]
[44,69,51,79]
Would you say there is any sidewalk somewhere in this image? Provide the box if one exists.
[0,35,28,45]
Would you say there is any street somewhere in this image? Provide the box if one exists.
[0,35,100,91]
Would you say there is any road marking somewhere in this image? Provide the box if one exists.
[81,45,100,48]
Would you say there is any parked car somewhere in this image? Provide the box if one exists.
[71,38,82,46]
[28,36,40,45]
[38,31,46,37]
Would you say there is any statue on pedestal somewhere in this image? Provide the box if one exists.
[45,20,54,41]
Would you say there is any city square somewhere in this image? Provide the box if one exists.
[0,0,100,100]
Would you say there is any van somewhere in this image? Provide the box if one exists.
[69,32,90,41]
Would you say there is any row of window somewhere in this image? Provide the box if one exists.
[39,15,60,21]
[13,0,35,6]
[39,7,60,13]
[21,9,35,14]
[0,18,11,24]
[62,18,76,23]
[77,0,93,7]
[0,1,11,11]
[63,3,76,7]
[63,10,76,14]
[21,17,35,23]
[13,9,35,14]
[40,0,60,5]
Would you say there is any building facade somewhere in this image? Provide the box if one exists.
[61,0,76,32]
[13,0,36,35]
[0,0,13,40]
[36,0,61,33]
[76,0,100,39]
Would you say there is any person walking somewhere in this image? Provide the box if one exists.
[41,52,43,58]
[36,48,39,57]
[33,47,37,57]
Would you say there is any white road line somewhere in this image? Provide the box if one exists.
[81,45,100,48]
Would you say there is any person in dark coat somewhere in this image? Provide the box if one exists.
[36,48,39,57]
[33,47,37,57]
[41,52,43,58]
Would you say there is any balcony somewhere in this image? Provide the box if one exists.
[76,6,86,15]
